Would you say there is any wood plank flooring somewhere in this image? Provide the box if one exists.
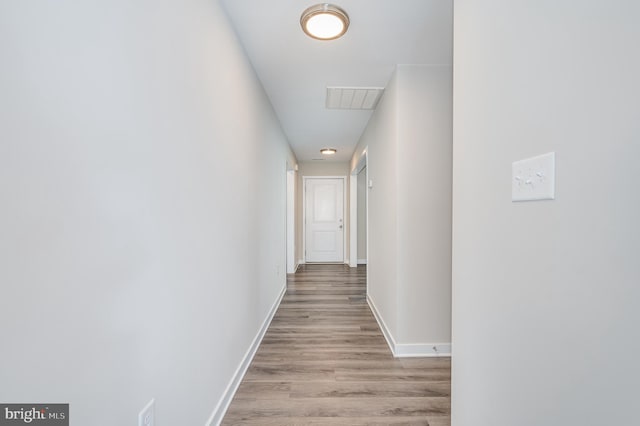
[222,264,451,425]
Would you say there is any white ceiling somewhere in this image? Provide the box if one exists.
[220,0,453,162]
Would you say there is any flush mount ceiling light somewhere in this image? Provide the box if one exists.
[300,4,350,40]
[320,148,337,155]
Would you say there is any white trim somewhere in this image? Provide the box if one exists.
[367,294,396,355]
[349,175,357,268]
[205,285,286,426]
[297,259,305,266]
[357,259,368,265]
[349,148,368,291]
[286,169,296,274]
[349,151,367,268]
[367,295,451,358]
[302,176,347,263]
[395,343,452,358]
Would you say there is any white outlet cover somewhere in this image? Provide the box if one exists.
[138,399,155,426]
[512,152,555,201]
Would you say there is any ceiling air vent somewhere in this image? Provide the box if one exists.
[326,87,385,110]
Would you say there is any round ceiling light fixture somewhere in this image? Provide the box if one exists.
[300,4,350,41]
[320,148,337,155]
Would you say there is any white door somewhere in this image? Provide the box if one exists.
[305,178,344,262]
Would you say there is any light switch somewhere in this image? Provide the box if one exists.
[512,152,555,201]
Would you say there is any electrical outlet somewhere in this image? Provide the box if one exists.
[512,152,555,201]
[138,399,154,426]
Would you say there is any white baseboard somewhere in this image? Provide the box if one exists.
[395,343,451,357]
[367,295,451,358]
[367,295,396,355]
[298,258,305,266]
[357,259,367,265]
[205,285,286,426]
[289,262,301,273]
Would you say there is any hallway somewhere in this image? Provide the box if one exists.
[222,264,451,425]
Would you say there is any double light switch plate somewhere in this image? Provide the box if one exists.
[512,152,555,202]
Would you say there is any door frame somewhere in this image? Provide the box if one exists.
[286,164,296,274]
[349,147,369,266]
[349,149,368,268]
[302,176,347,264]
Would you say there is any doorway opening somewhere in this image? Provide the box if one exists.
[356,166,367,265]
[349,147,368,290]
[286,166,296,274]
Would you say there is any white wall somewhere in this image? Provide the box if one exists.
[0,0,295,424]
[396,65,452,346]
[352,71,399,339]
[452,1,640,425]
[351,65,452,354]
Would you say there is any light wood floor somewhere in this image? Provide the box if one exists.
[222,264,451,425]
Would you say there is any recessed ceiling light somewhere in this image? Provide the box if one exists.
[320,148,337,155]
[300,4,350,41]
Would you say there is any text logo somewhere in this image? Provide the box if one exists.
[0,405,68,426]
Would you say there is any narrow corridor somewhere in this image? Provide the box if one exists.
[223,264,451,425]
